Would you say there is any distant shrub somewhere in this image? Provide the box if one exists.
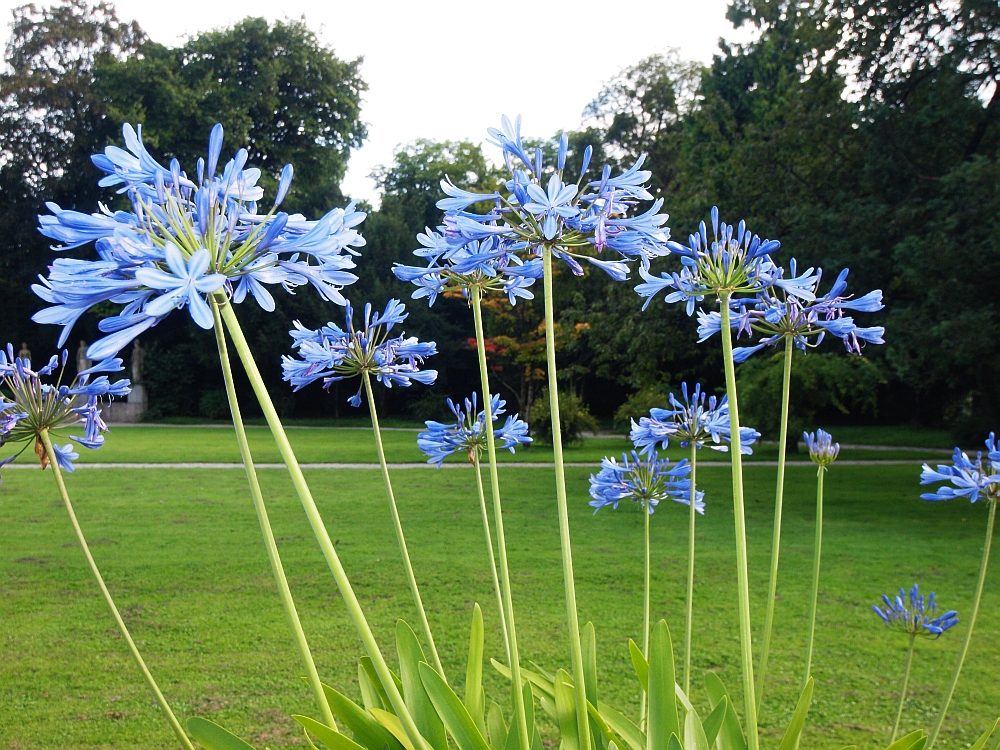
[612,385,672,434]
[199,390,230,420]
[530,389,599,445]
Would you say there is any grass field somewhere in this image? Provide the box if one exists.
[1,433,996,749]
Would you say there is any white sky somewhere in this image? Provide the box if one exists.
[1,0,754,205]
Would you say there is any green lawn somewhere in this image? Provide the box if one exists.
[2,456,996,749]
[2,425,953,467]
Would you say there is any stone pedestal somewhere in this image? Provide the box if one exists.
[101,383,147,423]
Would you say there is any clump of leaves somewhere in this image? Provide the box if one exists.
[530,389,599,445]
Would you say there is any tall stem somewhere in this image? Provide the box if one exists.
[756,336,793,710]
[210,300,336,729]
[927,497,996,750]
[892,634,917,742]
[217,300,432,750]
[472,452,512,666]
[639,497,651,728]
[362,372,445,679]
[541,246,592,750]
[803,466,825,688]
[719,294,760,750]
[684,443,698,697]
[470,286,531,750]
[39,429,194,750]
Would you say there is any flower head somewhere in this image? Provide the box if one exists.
[0,344,130,479]
[872,584,958,638]
[636,206,780,311]
[588,451,702,514]
[630,382,761,456]
[33,123,365,360]
[804,429,840,467]
[416,393,531,467]
[920,433,1000,503]
[281,299,437,407]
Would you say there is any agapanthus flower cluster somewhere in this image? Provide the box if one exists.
[630,382,761,455]
[635,206,782,313]
[696,261,885,362]
[281,299,437,406]
[589,451,702,514]
[416,393,531,467]
[394,115,671,300]
[873,584,959,637]
[0,344,130,477]
[33,123,365,360]
[920,434,1000,503]
[804,429,840,466]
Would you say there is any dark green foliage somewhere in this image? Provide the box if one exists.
[612,386,672,435]
[530,389,600,445]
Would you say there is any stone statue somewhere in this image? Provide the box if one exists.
[76,340,90,375]
[131,339,144,384]
[17,342,31,362]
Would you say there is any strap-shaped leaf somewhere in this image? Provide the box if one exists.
[554,669,581,750]
[488,701,508,750]
[528,662,556,682]
[628,640,648,694]
[647,621,679,750]
[587,700,631,750]
[293,716,368,750]
[187,717,257,750]
[668,733,684,750]
[702,697,728,747]
[685,705,711,750]
[491,658,556,700]
[360,657,395,714]
[596,702,646,750]
[539,695,558,724]
[370,708,418,750]
[419,662,491,750]
[582,623,604,750]
[885,731,927,750]
[507,681,537,750]
[777,677,814,750]
[970,719,1000,750]
[465,604,487,736]
[396,620,447,750]
[704,672,746,750]
[320,683,404,750]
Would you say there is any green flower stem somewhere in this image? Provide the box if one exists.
[927,496,997,750]
[361,371,445,679]
[892,633,917,742]
[39,429,195,750]
[210,300,336,729]
[472,452,512,666]
[684,443,698,697]
[541,246,592,750]
[756,335,793,711]
[217,300,433,750]
[640,497,651,729]
[470,286,531,750]
[803,465,825,688]
[719,294,760,750]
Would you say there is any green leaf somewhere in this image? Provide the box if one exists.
[419,662,491,750]
[702,697,728,747]
[777,677,813,750]
[885,731,927,750]
[586,700,629,750]
[704,672,746,750]
[582,622,605,750]
[668,733,684,750]
[488,702,508,750]
[320,683,404,750]
[490,658,555,701]
[596,702,645,750]
[647,620,679,750]
[187,717,257,750]
[539,695,557,724]
[528,662,556,682]
[370,708,417,750]
[465,604,487,736]
[396,620,447,750]
[554,669,581,750]
[628,639,648,694]
[360,657,393,714]
[292,716,367,750]
[970,719,1000,750]
[685,705,711,750]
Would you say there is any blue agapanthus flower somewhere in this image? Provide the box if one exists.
[588,451,702,514]
[417,393,531,467]
[0,344,130,478]
[696,261,885,361]
[804,429,840,467]
[401,115,670,294]
[920,434,1000,503]
[635,206,781,313]
[33,123,365,360]
[873,584,958,637]
[281,299,437,407]
[630,382,761,456]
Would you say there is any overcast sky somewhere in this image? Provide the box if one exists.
[1,0,754,205]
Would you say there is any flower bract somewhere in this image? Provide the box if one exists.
[805,428,840,467]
